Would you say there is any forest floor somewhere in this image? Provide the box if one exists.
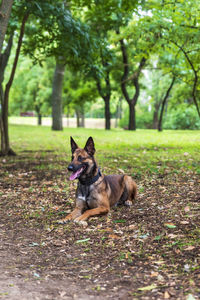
[0,126,200,299]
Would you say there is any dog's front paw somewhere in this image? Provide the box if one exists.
[74,218,88,227]
[57,218,70,224]
[125,200,132,207]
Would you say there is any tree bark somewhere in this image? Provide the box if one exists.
[170,40,200,118]
[118,32,146,131]
[128,102,136,130]
[95,61,111,130]
[153,100,162,129]
[80,106,85,128]
[52,60,65,131]
[153,109,159,129]
[115,97,122,128]
[35,104,42,126]
[0,14,28,156]
[0,33,13,155]
[37,113,42,126]
[104,97,110,130]
[158,76,176,132]
[75,108,80,127]
[0,0,13,54]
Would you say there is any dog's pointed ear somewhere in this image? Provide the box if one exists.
[84,137,95,156]
[70,136,78,153]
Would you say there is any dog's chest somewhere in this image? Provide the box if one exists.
[77,184,97,208]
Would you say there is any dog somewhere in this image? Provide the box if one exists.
[59,136,137,225]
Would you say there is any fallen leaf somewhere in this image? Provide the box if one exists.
[33,272,40,278]
[168,234,177,239]
[138,284,157,291]
[164,222,176,229]
[103,227,113,232]
[118,168,125,174]
[164,291,170,298]
[184,246,195,251]
[108,234,120,239]
[180,221,189,225]
[113,219,126,223]
[76,238,90,244]
[129,224,136,230]
[186,294,196,300]
[184,206,190,212]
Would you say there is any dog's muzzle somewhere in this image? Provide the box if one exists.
[68,164,86,180]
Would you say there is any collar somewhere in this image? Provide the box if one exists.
[79,168,102,186]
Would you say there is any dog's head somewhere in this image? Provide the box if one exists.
[68,136,97,180]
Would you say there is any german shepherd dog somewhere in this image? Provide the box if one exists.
[59,137,137,225]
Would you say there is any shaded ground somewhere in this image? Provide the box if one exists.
[0,150,200,299]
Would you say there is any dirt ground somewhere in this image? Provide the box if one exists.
[0,151,200,299]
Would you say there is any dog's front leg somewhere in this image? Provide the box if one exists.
[74,205,109,222]
[58,199,85,224]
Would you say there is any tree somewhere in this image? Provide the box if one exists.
[0,0,95,154]
[0,12,29,155]
[0,0,13,54]
[117,31,146,130]
[10,59,53,124]
[71,0,138,129]
[142,0,200,119]
[51,59,65,130]
[23,1,96,132]
[158,76,176,132]
[63,71,98,127]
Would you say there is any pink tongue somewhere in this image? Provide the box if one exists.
[69,167,84,180]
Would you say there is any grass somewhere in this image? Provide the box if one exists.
[1,124,200,299]
[9,124,200,175]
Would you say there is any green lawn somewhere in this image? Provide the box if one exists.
[9,124,200,176]
[1,124,199,299]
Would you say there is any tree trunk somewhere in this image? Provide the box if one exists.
[153,110,158,129]
[128,102,136,130]
[95,64,111,130]
[80,106,85,128]
[104,97,111,130]
[158,76,176,132]
[118,32,146,131]
[66,105,70,127]
[0,14,28,156]
[192,72,200,118]
[0,33,13,154]
[0,0,13,54]
[75,109,80,127]
[52,60,65,131]
[115,97,122,128]
[37,113,42,125]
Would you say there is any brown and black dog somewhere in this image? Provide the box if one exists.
[59,136,137,225]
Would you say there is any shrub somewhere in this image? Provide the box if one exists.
[119,107,153,129]
[163,105,200,130]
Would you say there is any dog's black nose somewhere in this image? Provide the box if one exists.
[68,165,74,172]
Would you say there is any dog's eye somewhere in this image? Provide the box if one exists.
[78,156,82,162]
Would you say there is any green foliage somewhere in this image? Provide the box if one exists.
[119,105,153,129]
[10,0,96,68]
[9,57,53,115]
[4,0,200,129]
[164,105,200,130]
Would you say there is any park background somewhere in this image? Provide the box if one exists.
[1,0,200,157]
[0,1,200,300]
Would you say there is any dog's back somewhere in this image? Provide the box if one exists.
[104,174,137,207]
